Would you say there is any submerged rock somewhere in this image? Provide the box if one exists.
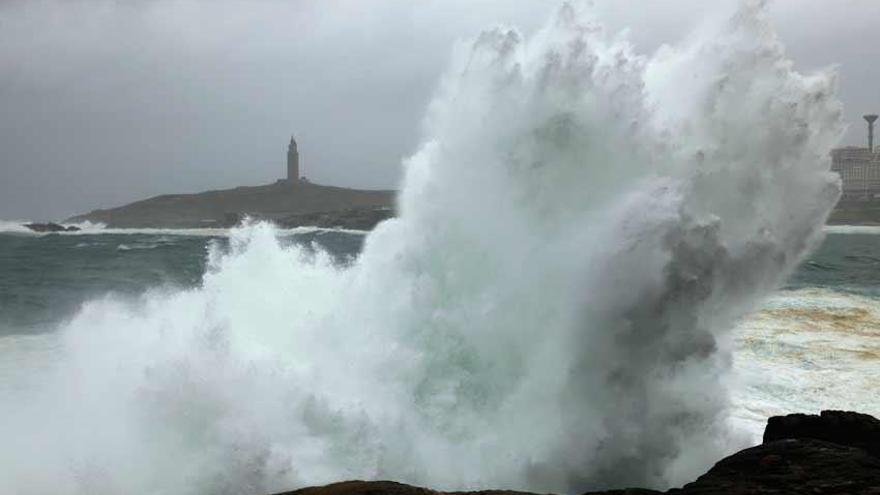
[269,411,880,495]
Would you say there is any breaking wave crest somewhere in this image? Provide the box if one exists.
[0,3,843,494]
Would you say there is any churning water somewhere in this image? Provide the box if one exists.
[0,3,872,494]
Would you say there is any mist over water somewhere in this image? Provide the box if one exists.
[0,3,844,494]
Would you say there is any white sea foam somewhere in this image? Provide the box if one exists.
[824,225,880,235]
[116,243,150,251]
[731,288,880,438]
[0,3,846,494]
[0,220,36,234]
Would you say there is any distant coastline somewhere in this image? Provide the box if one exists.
[826,199,880,226]
[9,184,880,233]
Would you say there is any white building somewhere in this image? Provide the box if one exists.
[831,115,880,201]
[831,147,880,200]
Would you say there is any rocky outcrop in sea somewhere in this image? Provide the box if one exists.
[271,411,880,495]
[23,223,81,233]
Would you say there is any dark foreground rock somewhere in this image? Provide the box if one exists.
[275,481,658,495]
[763,410,880,458]
[24,222,81,233]
[271,410,880,495]
[669,438,880,494]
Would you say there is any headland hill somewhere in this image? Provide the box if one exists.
[63,136,396,231]
[21,122,880,233]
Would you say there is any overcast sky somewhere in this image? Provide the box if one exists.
[1,0,878,221]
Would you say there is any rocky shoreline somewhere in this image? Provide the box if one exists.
[272,411,880,495]
[275,207,394,231]
[19,207,394,233]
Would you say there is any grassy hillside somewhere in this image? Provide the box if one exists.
[67,181,395,228]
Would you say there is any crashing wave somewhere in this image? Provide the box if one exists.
[0,3,842,494]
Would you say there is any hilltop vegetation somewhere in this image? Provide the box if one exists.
[66,181,395,229]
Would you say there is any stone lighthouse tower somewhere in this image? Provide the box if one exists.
[287,136,300,183]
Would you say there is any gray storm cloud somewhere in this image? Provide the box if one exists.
[0,0,878,220]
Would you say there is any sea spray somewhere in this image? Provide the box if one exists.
[0,2,843,494]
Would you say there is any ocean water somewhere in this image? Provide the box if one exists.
[727,228,880,435]
[0,228,365,335]
[0,3,873,495]
[1,226,877,494]
[2,228,878,338]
